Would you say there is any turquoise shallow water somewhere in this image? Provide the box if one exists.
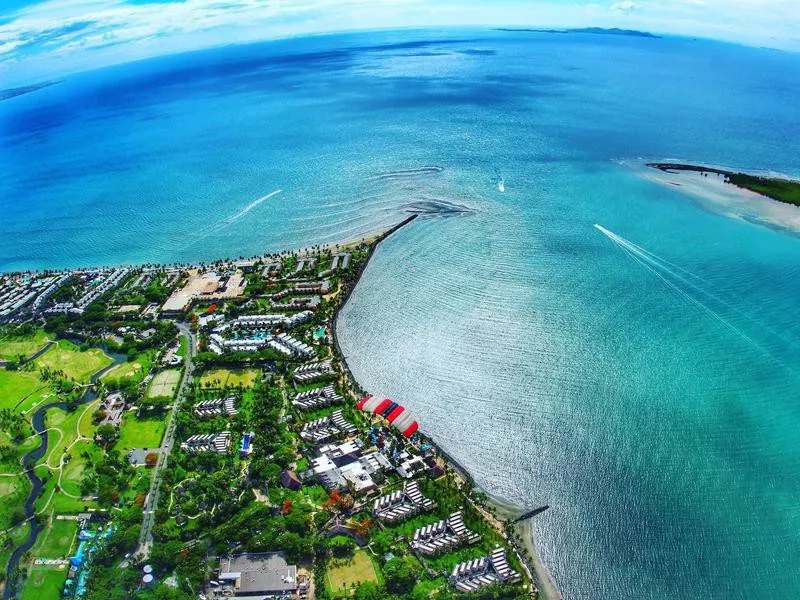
[3,29,800,599]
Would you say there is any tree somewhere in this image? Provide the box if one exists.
[328,536,355,558]
[95,424,118,448]
[145,452,159,467]
[354,582,381,600]
[383,557,415,595]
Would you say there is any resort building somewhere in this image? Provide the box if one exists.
[209,335,267,354]
[233,259,257,273]
[293,280,331,294]
[180,432,231,454]
[261,262,282,278]
[161,270,246,316]
[395,451,427,479]
[194,396,238,419]
[31,273,71,313]
[293,360,335,383]
[230,310,313,331]
[410,511,481,556]
[234,314,287,328]
[270,295,321,312]
[216,553,298,599]
[284,310,314,328]
[294,257,317,274]
[311,440,391,494]
[450,548,522,593]
[43,268,131,316]
[300,410,357,444]
[373,481,436,523]
[319,252,351,278]
[292,385,343,411]
[270,333,314,358]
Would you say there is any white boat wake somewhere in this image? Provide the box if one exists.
[594,224,800,362]
[184,189,283,250]
[223,189,283,226]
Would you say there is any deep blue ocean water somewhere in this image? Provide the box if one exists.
[3,29,800,599]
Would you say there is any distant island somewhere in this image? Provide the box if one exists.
[648,163,800,207]
[495,27,660,39]
[0,80,60,102]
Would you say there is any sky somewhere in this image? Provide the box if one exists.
[1,0,799,86]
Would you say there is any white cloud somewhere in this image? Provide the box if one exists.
[611,1,639,14]
[0,0,798,86]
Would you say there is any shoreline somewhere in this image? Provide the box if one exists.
[3,214,562,598]
[625,160,800,236]
[331,214,562,600]
[0,222,402,278]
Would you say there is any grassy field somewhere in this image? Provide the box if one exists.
[59,440,101,498]
[0,474,30,530]
[34,340,112,383]
[146,369,181,398]
[41,401,99,469]
[117,413,165,450]
[325,549,380,595]
[20,564,67,600]
[31,516,77,559]
[0,368,53,412]
[0,433,39,474]
[176,336,188,358]
[0,523,29,576]
[0,329,49,361]
[100,351,153,385]
[34,465,95,515]
[199,368,260,389]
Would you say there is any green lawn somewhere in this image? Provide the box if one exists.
[20,564,67,600]
[325,549,381,595]
[0,432,39,474]
[117,413,165,450]
[41,401,99,469]
[34,465,95,515]
[100,351,153,385]
[0,329,49,361]
[0,523,29,575]
[199,368,260,389]
[176,336,188,358]
[34,340,112,383]
[0,474,30,530]
[146,369,181,398]
[31,516,77,559]
[0,368,52,412]
[60,456,87,498]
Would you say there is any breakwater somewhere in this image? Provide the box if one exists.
[331,214,552,597]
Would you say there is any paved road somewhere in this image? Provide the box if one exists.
[136,323,196,558]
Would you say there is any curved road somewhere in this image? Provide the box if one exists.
[136,323,196,558]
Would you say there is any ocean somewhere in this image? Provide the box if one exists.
[3,28,800,599]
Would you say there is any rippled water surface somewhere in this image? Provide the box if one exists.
[3,29,800,599]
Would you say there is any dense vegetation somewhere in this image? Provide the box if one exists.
[648,163,800,206]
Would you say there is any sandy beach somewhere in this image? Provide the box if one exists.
[484,492,562,600]
[635,163,800,235]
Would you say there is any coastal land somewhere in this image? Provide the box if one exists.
[639,162,800,234]
[647,163,800,207]
[0,218,553,600]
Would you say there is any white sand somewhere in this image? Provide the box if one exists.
[640,166,800,234]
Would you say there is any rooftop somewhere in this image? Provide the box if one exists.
[219,552,298,595]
